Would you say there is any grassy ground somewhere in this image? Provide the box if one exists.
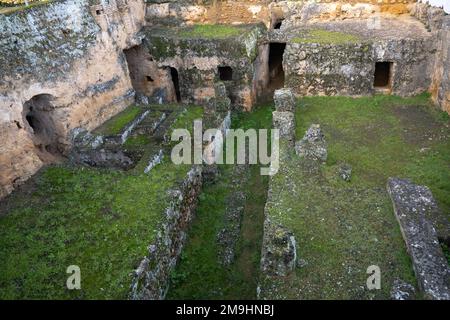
[295,94,450,213]
[0,105,201,299]
[178,24,248,39]
[166,105,272,299]
[93,105,141,136]
[260,94,450,299]
[291,29,361,45]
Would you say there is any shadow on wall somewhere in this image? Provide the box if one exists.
[22,94,63,160]
[268,42,286,90]
[169,66,181,103]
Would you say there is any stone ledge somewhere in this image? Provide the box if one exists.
[387,177,450,300]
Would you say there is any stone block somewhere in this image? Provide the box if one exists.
[272,111,295,143]
[273,88,296,112]
[387,177,450,300]
[295,124,327,162]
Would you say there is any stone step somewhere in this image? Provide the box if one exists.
[387,177,450,300]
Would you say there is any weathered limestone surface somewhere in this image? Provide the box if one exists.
[272,111,295,144]
[130,165,202,300]
[141,24,266,110]
[145,0,419,28]
[431,15,450,114]
[391,279,416,300]
[387,178,450,300]
[0,0,145,198]
[295,124,327,163]
[146,0,272,27]
[283,18,436,97]
[260,220,297,277]
[274,88,295,112]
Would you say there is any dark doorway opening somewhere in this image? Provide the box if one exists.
[146,75,154,82]
[23,94,62,156]
[374,61,392,88]
[218,66,233,81]
[170,67,181,102]
[268,43,286,90]
[273,19,284,29]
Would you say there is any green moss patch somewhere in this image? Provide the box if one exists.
[291,29,361,45]
[178,24,247,39]
[124,135,151,148]
[0,161,191,299]
[94,105,141,136]
[169,105,203,136]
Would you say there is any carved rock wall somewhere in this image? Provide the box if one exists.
[0,0,146,198]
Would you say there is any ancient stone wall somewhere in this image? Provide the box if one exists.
[285,41,373,96]
[284,37,435,97]
[141,24,266,110]
[0,0,146,198]
[146,0,420,28]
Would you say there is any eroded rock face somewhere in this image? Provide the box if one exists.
[387,177,450,300]
[431,15,450,114]
[146,1,271,27]
[274,88,296,112]
[272,111,295,144]
[295,124,327,163]
[0,0,146,198]
[260,221,297,277]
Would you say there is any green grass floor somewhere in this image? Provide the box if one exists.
[0,105,202,299]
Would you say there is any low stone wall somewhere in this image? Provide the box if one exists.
[130,165,202,300]
[260,89,297,278]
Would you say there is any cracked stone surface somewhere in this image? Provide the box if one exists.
[387,177,450,300]
[295,124,327,163]
[274,88,296,112]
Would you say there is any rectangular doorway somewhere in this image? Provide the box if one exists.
[373,61,393,89]
[268,43,286,90]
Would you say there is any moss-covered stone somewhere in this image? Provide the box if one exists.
[291,29,361,45]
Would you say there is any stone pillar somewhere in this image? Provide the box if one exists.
[272,88,296,146]
[203,82,231,183]
[274,88,296,112]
